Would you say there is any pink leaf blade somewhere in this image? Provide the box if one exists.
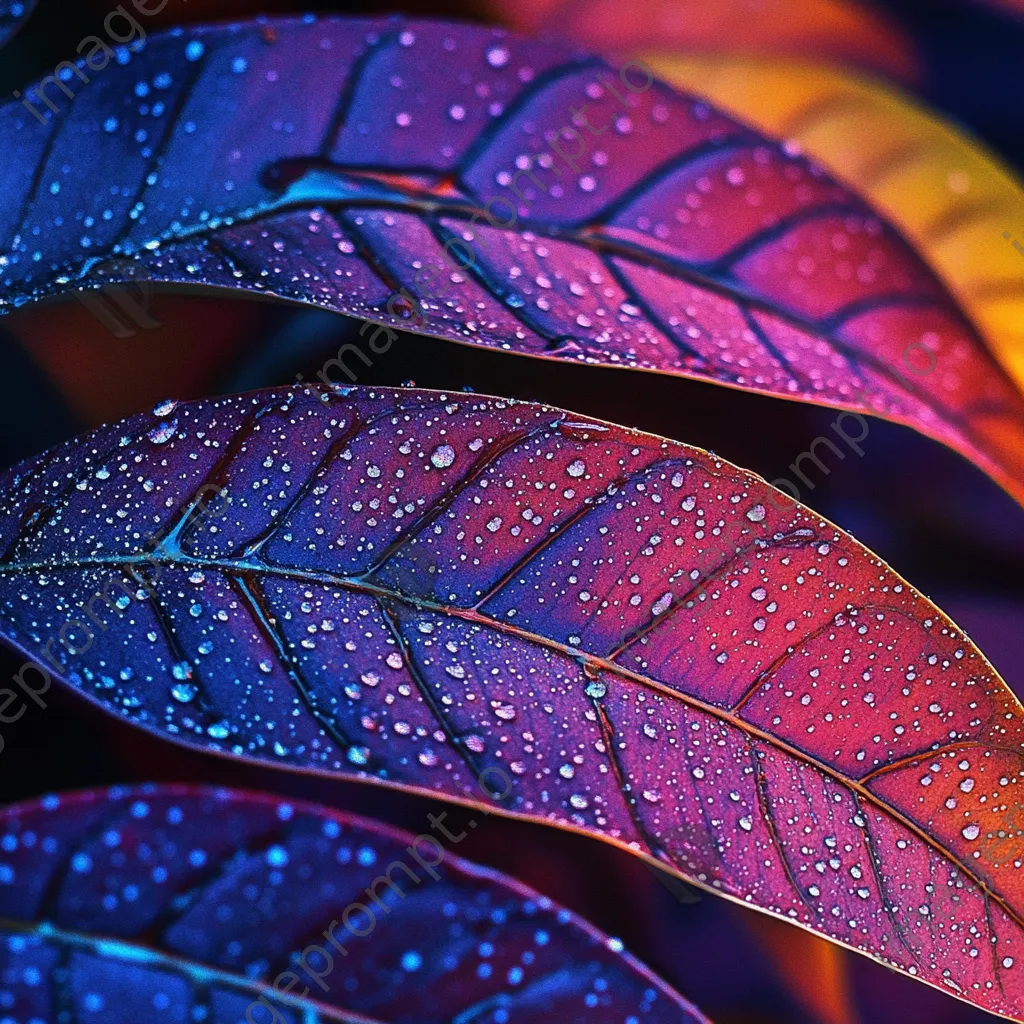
[0,386,1020,1017]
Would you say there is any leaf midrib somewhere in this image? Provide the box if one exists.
[1,546,1017,935]
[0,917,379,1024]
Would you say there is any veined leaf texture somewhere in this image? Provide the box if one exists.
[0,386,1020,1018]
[0,785,704,1022]
[644,54,1024,398]
[2,17,1024,502]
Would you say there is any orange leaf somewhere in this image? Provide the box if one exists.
[744,912,860,1024]
[645,54,1024,397]
[486,0,920,81]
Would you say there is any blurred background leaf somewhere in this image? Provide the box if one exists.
[483,0,920,80]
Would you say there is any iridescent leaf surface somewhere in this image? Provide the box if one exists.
[0,385,1020,1019]
[1,17,1023,502]
[0,0,34,47]
[0,785,702,1023]
[644,54,1024,396]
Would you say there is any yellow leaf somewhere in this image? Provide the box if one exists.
[645,54,1024,393]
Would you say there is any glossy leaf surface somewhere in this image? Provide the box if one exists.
[0,0,34,47]
[645,54,1024,395]
[2,17,1024,503]
[0,385,1021,1019]
[485,0,918,79]
[0,785,702,1023]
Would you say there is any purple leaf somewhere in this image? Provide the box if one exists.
[1,16,1023,502]
[0,784,703,1022]
[0,385,1020,1019]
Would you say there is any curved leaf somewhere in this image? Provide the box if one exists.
[0,0,35,47]
[0,785,703,1022]
[2,16,1024,503]
[644,54,1024,396]
[484,0,919,80]
[0,385,1021,1019]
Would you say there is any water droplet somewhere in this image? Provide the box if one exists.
[147,419,178,444]
[486,44,510,68]
[430,444,456,468]
[171,682,197,703]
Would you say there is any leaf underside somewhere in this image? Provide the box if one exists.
[0,785,702,1023]
[0,385,1021,1019]
[1,16,1023,502]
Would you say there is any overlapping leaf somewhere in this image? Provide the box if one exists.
[0,385,1021,1019]
[0,0,35,47]
[645,54,1024,395]
[2,17,1024,502]
[0,785,701,1022]
[486,0,919,79]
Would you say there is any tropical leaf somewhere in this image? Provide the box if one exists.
[643,54,1024,396]
[0,0,35,47]
[0,384,1021,1020]
[743,914,860,1024]
[0,784,703,1022]
[2,17,1024,504]
[483,0,919,80]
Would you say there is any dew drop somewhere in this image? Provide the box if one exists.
[430,444,456,468]
[147,419,178,444]
[153,398,178,417]
[171,682,198,704]
[486,44,510,68]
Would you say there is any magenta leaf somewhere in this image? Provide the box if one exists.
[0,385,1020,1019]
[1,16,1023,502]
[0,784,703,1022]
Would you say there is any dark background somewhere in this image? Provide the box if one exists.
[0,1,1021,1022]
